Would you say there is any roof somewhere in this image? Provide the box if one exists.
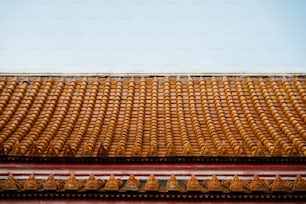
[0,75,305,202]
[0,75,305,158]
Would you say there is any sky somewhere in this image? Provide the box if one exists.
[0,0,305,74]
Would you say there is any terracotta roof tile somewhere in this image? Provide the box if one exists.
[0,76,305,157]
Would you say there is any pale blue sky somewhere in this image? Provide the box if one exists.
[0,0,305,73]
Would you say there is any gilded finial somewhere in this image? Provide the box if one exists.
[166,174,181,191]
[248,174,265,192]
[84,174,102,190]
[105,174,120,191]
[229,175,244,192]
[186,175,202,191]
[207,175,222,192]
[24,173,39,190]
[43,174,57,191]
[271,175,286,192]
[293,174,306,192]
[3,173,18,190]
[144,174,159,191]
[124,174,140,191]
[64,173,79,190]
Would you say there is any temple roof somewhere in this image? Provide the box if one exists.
[0,75,305,158]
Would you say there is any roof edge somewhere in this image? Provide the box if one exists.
[0,72,305,77]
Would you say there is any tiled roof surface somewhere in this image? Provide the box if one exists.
[0,76,305,157]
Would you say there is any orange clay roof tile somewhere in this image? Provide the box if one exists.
[0,76,305,157]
